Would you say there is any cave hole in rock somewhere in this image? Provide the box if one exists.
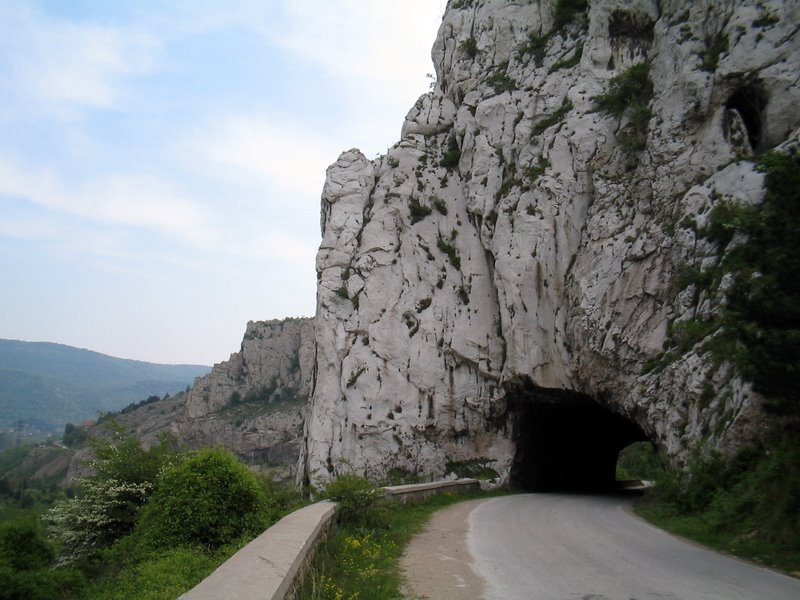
[508,381,647,491]
[725,85,768,151]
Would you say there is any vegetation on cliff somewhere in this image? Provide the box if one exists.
[620,147,800,572]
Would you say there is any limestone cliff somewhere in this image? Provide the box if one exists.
[301,0,800,487]
[184,318,314,419]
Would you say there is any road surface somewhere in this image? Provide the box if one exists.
[402,493,800,599]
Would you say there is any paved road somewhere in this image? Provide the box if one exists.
[403,493,800,600]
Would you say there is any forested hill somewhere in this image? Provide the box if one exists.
[0,339,209,433]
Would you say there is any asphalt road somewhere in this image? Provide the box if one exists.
[469,494,800,600]
[403,493,800,600]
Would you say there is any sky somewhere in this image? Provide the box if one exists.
[0,0,447,366]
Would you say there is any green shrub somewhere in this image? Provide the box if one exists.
[85,546,220,600]
[485,69,517,94]
[551,41,583,70]
[596,62,653,152]
[409,198,432,224]
[430,195,448,215]
[47,432,177,564]
[615,441,666,481]
[439,136,461,171]
[460,36,478,58]
[704,149,800,416]
[0,516,85,600]
[699,33,728,72]
[639,437,800,569]
[137,449,270,549]
[596,62,653,116]
[0,518,53,571]
[523,33,549,66]
[445,458,499,481]
[436,236,461,270]
[323,474,383,527]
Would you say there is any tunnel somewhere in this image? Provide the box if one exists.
[507,380,648,491]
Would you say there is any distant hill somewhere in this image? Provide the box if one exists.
[0,340,210,433]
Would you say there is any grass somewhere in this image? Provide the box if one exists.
[624,438,800,573]
[300,489,508,600]
[636,503,800,573]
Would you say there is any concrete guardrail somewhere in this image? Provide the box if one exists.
[179,500,336,600]
[180,478,479,600]
[383,477,480,501]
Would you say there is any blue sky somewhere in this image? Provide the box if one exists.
[0,0,446,365]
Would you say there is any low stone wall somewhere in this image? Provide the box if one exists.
[383,478,481,502]
[180,478,479,599]
[179,500,336,600]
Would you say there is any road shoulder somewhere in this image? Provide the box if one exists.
[401,498,488,599]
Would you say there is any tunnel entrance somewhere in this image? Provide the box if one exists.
[508,381,648,492]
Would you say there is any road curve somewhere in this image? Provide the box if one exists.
[469,494,800,600]
[402,493,800,600]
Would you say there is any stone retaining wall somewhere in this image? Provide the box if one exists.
[180,479,479,599]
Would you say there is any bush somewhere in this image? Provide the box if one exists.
[704,149,800,417]
[0,517,85,600]
[137,448,270,549]
[47,432,177,564]
[596,62,653,116]
[323,474,383,527]
[48,477,154,565]
[0,518,53,571]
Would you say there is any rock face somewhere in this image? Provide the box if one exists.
[174,318,314,472]
[185,318,315,419]
[301,0,800,487]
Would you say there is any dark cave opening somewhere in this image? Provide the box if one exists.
[508,382,648,492]
[725,86,767,151]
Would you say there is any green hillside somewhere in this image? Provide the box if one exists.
[0,340,209,433]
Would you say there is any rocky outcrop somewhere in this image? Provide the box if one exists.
[61,318,316,483]
[185,318,315,419]
[301,0,800,486]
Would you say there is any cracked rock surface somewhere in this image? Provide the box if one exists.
[300,0,800,486]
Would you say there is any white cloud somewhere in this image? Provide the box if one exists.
[0,3,159,111]
[274,0,445,90]
[188,114,342,199]
[0,157,215,246]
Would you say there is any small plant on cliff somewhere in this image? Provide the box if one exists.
[409,197,432,224]
[485,61,517,94]
[523,32,549,66]
[460,36,478,58]
[596,62,653,115]
[439,135,461,171]
[596,62,653,152]
[531,98,573,137]
[437,235,461,270]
